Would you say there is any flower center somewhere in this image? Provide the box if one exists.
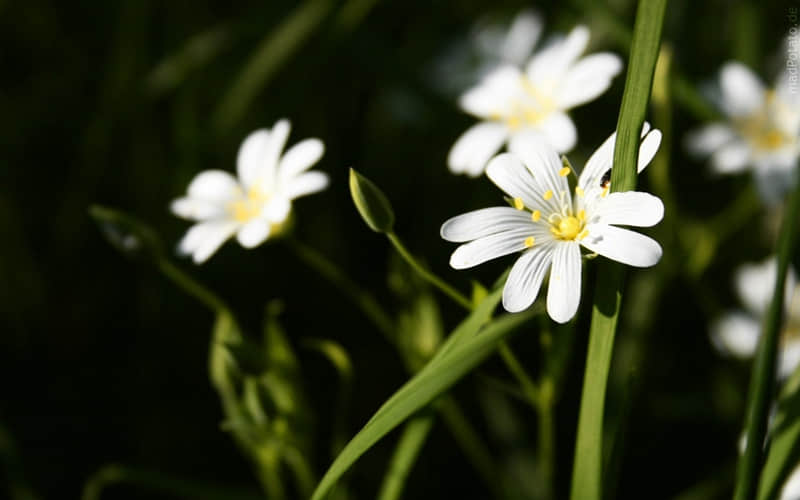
[735,91,794,152]
[493,77,556,130]
[230,186,270,223]
[556,216,581,240]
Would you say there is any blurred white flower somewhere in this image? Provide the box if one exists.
[781,463,800,500]
[441,125,663,323]
[710,256,800,379]
[171,119,327,263]
[428,9,543,100]
[686,61,800,204]
[448,24,623,176]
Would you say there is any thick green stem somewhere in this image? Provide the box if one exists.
[734,180,800,499]
[537,377,556,500]
[570,0,666,498]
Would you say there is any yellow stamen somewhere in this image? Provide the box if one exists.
[601,186,609,198]
[577,209,586,221]
[524,236,535,248]
[508,116,521,130]
[575,186,584,197]
[550,216,582,240]
[558,166,571,177]
[513,197,525,210]
[577,229,589,240]
[543,190,553,200]
[531,210,541,222]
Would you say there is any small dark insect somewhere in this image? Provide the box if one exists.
[600,169,612,188]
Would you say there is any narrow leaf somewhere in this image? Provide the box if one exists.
[311,305,541,500]
[377,412,436,500]
[736,179,800,500]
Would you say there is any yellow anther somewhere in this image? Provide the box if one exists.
[531,210,541,222]
[577,229,589,240]
[543,190,553,200]
[513,197,525,210]
[575,186,585,197]
[577,209,586,221]
[508,116,521,130]
[558,166,571,177]
[601,186,609,198]
[524,236,535,248]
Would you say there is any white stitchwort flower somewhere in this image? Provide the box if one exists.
[686,61,800,204]
[441,126,663,323]
[448,24,623,176]
[710,256,800,379]
[171,119,328,263]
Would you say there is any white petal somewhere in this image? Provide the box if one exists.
[735,257,797,316]
[485,152,555,215]
[178,220,239,264]
[580,224,662,267]
[284,171,329,199]
[779,341,800,380]
[637,129,662,173]
[536,112,577,153]
[440,207,535,243]
[170,198,225,220]
[460,66,525,118]
[236,218,271,248]
[237,129,271,188]
[448,122,509,176]
[449,228,534,269]
[507,130,570,210]
[251,119,291,190]
[578,123,655,190]
[499,9,543,65]
[753,162,797,205]
[719,62,766,117]
[685,124,736,156]
[546,241,582,323]
[556,53,623,109]
[279,138,324,182]
[710,311,760,358]
[186,170,240,203]
[779,464,800,500]
[526,26,590,86]
[710,141,751,173]
[591,192,664,227]
[502,243,554,312]
[264,197,291,224]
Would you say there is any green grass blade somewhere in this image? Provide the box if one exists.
[213,0,335,132]
[569,1,667,499]
[735,180,800,500]
[757,368,800,500]
[377,412,436,500]
[311,304,542,500]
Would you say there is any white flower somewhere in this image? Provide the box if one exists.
[711,256,800,379]
[448,24,623,176]
[781,463,800,500]
[441,125,664,323]
[171,119,328,263]
[686,61,800,204]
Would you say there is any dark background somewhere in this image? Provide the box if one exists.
[1,0,797,498]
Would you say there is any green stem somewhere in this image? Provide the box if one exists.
[734,180,800,499]
[157,258,230,314]
[438,398,503,498]
[497,341,540,408]
[386,232,472,310]
[288,237,500,493]
[537,377,556,500]
[287,238,395,340]
[255,451,286,500]
[570,0,666,498]
[377,413,436,500]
